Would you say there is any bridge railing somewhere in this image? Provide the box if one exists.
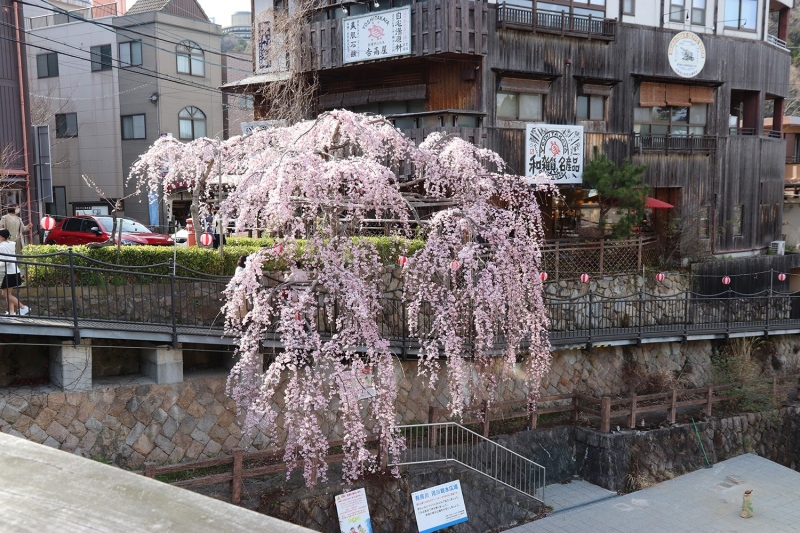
[4,251,800,347]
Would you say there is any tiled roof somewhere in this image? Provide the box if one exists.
[125,0,171,15]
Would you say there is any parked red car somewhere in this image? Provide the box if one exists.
[44,216,174,246]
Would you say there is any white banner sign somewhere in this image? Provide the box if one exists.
[342,6,411,64]
[412,480,468,533]
[525,124,584,184]
[335,488,373,533]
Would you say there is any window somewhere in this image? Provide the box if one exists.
[724,0,757,30]
[691,0,705,24]
[90,44,112,72]
[176,40,204,76]
[635,104,707,135]
[119,41,142,67]
[55,113,78,138]
[699,206,710,238]
[497,92,543,121]
[121,114,146,140]
[669,0,686,22]
[178,106,206,139]
[36,53,59,78]
[577,95,605,121]
[732,205,743,236]
[623,0,635,15]
[62,218,82,232]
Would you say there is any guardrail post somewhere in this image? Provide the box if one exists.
[706,385,713,417]
[600,396,611,433]
[668,389,677,424]
[482,399,490,437]
[231,448,243,505]
[144,462,156,478]
[68,248,80,345]
[169,259,177,348]
[629,393,637,429]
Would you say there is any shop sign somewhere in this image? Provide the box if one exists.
[342,6,411,64]
[525,124,584,184]
[668,31,706,78]
[411,480,468,533]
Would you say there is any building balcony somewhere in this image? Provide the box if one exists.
[634,133,716,154]
[25,2,118,30]
[767,33,789,51]
[496,4,616,41]
[729,127,783,138]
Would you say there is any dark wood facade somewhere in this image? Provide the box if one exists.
[254,0,792,255]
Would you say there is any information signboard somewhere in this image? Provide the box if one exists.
[411,480,468,533]
[525,124,584,184]
[335,488,373,533]
[342,6,411,64]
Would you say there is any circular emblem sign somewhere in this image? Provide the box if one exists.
[668,31,706,78]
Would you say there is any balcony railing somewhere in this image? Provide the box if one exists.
[25,2,117,29]
[767,33,789,51]
[729,128,782,139]
[787,156,800,164]
[497,4,616,40]
[634,133,716,154]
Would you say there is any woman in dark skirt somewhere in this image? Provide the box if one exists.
[0,228,28,315]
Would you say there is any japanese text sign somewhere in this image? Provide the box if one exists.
[335,488,373,533]
[342,6,411,64]
[525,124,584,184]
[411,480,468,533]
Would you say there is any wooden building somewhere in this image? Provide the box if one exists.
[237,0,793,256]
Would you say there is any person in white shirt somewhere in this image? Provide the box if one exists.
[0,229,28,315]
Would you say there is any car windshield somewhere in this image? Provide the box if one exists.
[95,217,151,233]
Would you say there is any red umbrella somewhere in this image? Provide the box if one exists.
[645,197,674,209]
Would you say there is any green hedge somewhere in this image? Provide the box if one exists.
[21,237,424,286]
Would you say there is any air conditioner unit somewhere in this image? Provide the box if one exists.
[770,240,786,255]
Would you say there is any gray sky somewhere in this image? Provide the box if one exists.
[199,0,251,26]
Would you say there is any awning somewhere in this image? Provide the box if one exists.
[645,197,674,209]
[220,71,291,91]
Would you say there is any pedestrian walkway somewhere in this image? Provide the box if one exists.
[540,479,618,512]
[508,454,800,533]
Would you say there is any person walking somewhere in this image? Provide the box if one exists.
[0,206,32,254]
[0,229,28,315]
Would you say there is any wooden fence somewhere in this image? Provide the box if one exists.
[428,374,800,435]
[541,235,658,281]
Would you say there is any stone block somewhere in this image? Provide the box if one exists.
[196,412,217,434]
[176,388,197,410]
[140,346,183,385]
[161,417,178,439]
[49,340,92,392]
[55,405,78,428]
[184,440,204,460]
[125,422,146,447]
[203,439,222,456]
[190,427,211,446]
[132,433,156,456]
[152,408,168,424]
[42,436,60,449]
[155,434,176,455]
[46,420,70,443]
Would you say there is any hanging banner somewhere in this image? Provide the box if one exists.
[335,488,373,533]
[342,6,411,64]
[411,480,468,533]
[525,124,584,184]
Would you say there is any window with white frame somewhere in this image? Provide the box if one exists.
[176,40,204,76]
[90,44,112,72]
[623,0,635,15]
[121,114,146,140]
[179,106,206,139]
[119,41,142,67]
[724,0,757,30]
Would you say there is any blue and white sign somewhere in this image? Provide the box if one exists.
[411,480,468,533]
[335,488,373,533]
[342,6,411,64]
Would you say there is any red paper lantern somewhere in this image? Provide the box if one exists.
[722,276,731,285]
[274,244,284,255]
[398,255,408,267]
[450,260,460,271]
[200,233,213,246]
[778,273,787,282]
[580,273,590,284]
[540,271,548,282]
[655,272,666,282]
[40,216,56,231]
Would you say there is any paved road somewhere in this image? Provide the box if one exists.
[509,454,800,533]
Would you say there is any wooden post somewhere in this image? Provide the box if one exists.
[668,389,678,424]
[629,393,637,429]
[637,234,643,270]
[144,462,156,478]
[528,410,538,430]
[428,406,438,447]
[600,396,611,433]
[231,448,243,505]
[572,389,579,423]
[482,399,490,437]
[428,405,437,424]
[705,385,713,417]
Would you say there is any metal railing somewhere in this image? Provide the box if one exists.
[392,422,546,503]
[497,4,616,39]
[767,33,789,51]
[634,133,716,154]
[25,2,118,29]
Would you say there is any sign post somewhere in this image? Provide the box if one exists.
[411,480,468,533]
[335,488,373,533]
